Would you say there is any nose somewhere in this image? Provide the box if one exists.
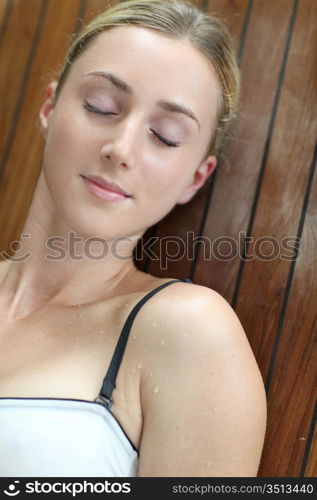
[100,116,139,169]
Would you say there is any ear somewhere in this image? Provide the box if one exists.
[177,155,218,205]
[39,81,58,139]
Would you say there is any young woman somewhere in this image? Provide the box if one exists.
[0,0,267,477]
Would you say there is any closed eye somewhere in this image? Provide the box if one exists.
[83,101,117,115]
[149,129,180,148]
[83,101,180,148]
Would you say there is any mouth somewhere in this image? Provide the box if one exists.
[80,175,131,202]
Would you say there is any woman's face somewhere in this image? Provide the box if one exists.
[39,26,219,240]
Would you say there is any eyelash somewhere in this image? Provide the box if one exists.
[83,101,180,148]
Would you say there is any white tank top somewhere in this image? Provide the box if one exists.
[0,279,191,477]
[0,398,138,477]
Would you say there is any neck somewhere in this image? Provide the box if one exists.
[1,171,143,321]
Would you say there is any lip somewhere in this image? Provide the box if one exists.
[81,175,131,197]
[80,175,132,202]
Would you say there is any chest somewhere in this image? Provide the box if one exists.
[0,301,143,448]
[1,305,109,391]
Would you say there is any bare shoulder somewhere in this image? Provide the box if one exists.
[135,279,251,350]
[135,281,267,477]
[136,281,264,391]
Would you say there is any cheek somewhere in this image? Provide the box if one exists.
[43,113,95,179]
[140,150,195,197]
[137,155,195,222]
[49,112,86,155]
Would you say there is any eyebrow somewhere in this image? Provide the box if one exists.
[85,71,201,131]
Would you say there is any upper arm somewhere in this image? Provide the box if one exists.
[137,285,267,477]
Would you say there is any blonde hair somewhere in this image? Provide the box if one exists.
[55,0,240,157]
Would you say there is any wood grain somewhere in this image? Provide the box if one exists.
[259,145,316,475]
[0,0,11,39]
[234,0,317,374]
[0,0,44,173]
[233,0,317,476]
[0,0,83,250]
[305,413,317,477]
[194,0,294,300]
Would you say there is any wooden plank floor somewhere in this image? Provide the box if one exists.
[0,0,316,477]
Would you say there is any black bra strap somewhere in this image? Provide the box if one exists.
[98,278,192,407]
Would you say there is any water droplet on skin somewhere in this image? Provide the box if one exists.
[207,460,212,468]
[213,407,219,411]
[168,463,172,469]
[152,321,157,327]
[131,368,136,374]
[153,386,159,393]
[116,304,121,309]
[160,339,166,345]
[137,363,142,370]
[99,329,104,334]
[133,335,137,340]
[231,350,236,356]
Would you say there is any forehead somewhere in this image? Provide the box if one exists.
[67,25,220,121]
